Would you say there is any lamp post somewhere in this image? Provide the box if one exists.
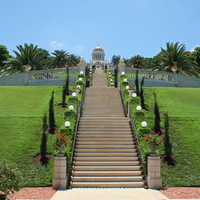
[141,121,147,127]
[132,93,137,98]
[72,92,77,97]
[65,121,70,128]
[69,105,74,111]
[136,106,142,111]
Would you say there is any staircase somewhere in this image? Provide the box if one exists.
[70,68,144,188]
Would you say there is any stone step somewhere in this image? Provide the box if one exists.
[74,152,138,157]
[72,165,140,171]
[71,171,142,176]
[71,176,143,182]
[76,141,135,145]
[76,137,134,141]
[79,120,128,123]
[78,124,130,128]
[70,182,144,188]
[75,149,137,153]
[73,157,139,161]
[77,135,133,138]
[78,127,131,131]
[82,114,125,117]
[80,117,127,121]
[73,161,140,166]
[75,145,136,149]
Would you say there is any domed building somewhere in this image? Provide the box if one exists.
[90,45,108,68]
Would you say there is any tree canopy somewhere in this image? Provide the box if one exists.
[1,43,48,76]
[156,42,200,77]
[0,45,10,68]
[111,55,121,65]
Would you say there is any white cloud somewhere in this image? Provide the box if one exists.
[191,45,200,52]
[74,45,84,52]
[49,41,64,49]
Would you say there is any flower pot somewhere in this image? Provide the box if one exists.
[57,144,65,155]
[74,89,80,96]
[128,90,134,97]
[149,144,157,155]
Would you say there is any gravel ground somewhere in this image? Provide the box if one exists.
[2,187,200,199]
[8,187,57,200]
[159,187,200,199]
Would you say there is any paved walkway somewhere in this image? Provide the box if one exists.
[50,188,169,200]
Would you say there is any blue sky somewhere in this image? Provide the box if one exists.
[0,0,200,63]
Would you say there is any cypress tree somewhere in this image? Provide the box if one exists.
[140,77,145,109]
[49,91,55,131]
[62,84,66,107]
[164,112,172,157]
[135,69,139,96]
[40,113,47,159]
[154,93,161,133]
[66,66,69,95]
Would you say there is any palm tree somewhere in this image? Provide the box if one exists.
[51,50,69,68]
[129,55,145,69]
[1,43,47,76]
[67,54,80,66]
[156,42,200,77]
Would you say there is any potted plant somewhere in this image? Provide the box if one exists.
[171,65,178,73]
[128,85,135,97]
[50,132,70,155]
[143,133,164,154]
[72,85,81,96]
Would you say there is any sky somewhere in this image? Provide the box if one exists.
[0,0,200,63]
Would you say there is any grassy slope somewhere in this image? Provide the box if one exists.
[0,86,72,186]
[144,87,200,186]
[1,86,200,187]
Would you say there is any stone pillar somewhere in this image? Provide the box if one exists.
[147,154,162,189]
[174,73,178,86]
[78,56,86,74]
[118,57,126,75]
[24,71,30,85]
[52,155,67,189]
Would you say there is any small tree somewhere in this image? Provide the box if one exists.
[0,160,22,200]
[49,91,55,132]
[140,77,145,109]
[65,76,69,95]
[164,112,172,157]
[135,69,139,96]
[62,84,67,107]
[40,113,48,160]
[154,93,161,133]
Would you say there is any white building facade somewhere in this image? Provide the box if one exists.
[90,45,108,68]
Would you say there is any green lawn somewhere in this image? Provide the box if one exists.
[0,86,79,186]
[1,85,200,187]
[143,87,200,186]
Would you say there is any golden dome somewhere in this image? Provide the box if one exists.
[93,45,104,52]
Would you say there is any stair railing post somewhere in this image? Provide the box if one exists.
[114,67,118,88]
